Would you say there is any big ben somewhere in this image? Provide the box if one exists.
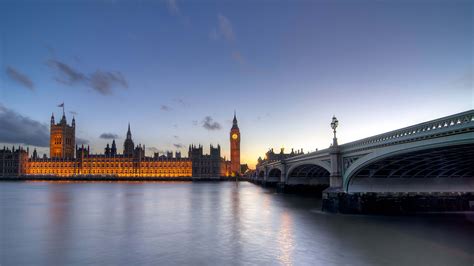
[230,111,240,176]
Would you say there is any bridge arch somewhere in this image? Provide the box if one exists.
[267,168,282,182]
[344,135,474,192]
[257,170,265,179]
[286,162,330,185]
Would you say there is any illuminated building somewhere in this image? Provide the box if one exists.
[1,109,243,178]
[50,111,75,159]
[230,112,241,176]
[22,121,192,177]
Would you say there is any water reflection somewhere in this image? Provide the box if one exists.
[0,182,473,265]
[277,211,294,266]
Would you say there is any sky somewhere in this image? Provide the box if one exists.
[0,0,472,168]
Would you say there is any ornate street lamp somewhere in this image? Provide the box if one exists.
[331,116,338,138]
[331,116,339,146]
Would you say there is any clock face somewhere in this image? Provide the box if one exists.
[232,133,238,140]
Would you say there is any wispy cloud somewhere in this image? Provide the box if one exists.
[211,14,247,66]
[99,133,119,139]
[5,66,34,90]
[173,135,179,139]
[89,70,128,95]
[161,105,172,111]
[47,59,86,85]
[47,59,128,95]
[217,14,235,42]
[173,143,183,149]
[167,0,180,16]
[0,104,49,147]
[202,116,221,130]
[192,120,198,126]
[173,98,188,107]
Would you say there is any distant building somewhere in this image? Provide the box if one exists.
[256,148,303,167]
[188,144,229,178]
[0,146,28,176]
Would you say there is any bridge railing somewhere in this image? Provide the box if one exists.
[341,110,474,152]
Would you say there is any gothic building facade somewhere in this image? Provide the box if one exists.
[1,110,243,178]
[188,144,230,178]
[0,146,28,177]
[50,112,75,159]
[230,112,241,176]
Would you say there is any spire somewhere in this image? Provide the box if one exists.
[51,113,55,125]
[127,123,132,139]
[232,110,238,128]
[72,116,76,127]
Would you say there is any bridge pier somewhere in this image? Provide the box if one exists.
[322,191,474,214]
[329,138,343,188]
[276,182,286,193]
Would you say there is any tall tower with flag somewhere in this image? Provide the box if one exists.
[230,111,241,176]
[50,103,75,159]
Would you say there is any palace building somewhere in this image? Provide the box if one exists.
[7,111,191,178]
[1,110,245,178]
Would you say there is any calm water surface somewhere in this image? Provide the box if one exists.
[1,181,473,265]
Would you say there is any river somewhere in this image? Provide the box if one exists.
[1,181,473,265]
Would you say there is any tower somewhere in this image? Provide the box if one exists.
[50,110,75,159]
[123,123,135,157]
[230,111,240,175]
[111,139,117,156]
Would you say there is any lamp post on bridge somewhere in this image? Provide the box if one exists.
[331,116,339,147]
[329,116,342,189]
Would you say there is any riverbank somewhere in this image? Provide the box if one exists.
[0,175,249,182]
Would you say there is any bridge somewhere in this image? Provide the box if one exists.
[252,110,474,196]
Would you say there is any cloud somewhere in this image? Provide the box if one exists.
[47,59,128,95]
[217,14,235,42]
[147,147,163,153]
[161,105,172,111]
[173,143,183,149]
[231,51,244,65]
[76,137,89,146]
[0,104,49,147]
[192,120,198,126]
[202,116,221,130]
[69,111,78,116]
[89,70,128,95]
[173,98,188,107]
[100,133,119,139]
[47,59,86,85]
[167,0,180,15]
[5,66,34,90]
[173,135,179,139]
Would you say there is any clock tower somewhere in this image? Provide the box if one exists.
[230,111,241,176]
